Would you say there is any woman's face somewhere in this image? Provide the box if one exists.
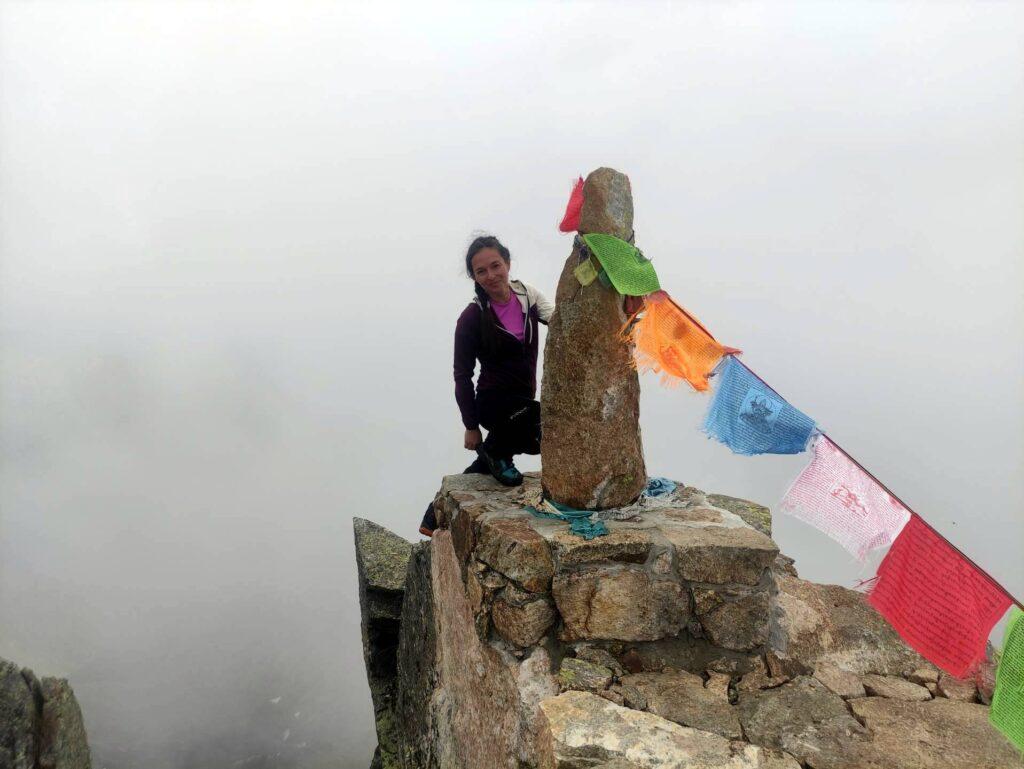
[470,248,510,298]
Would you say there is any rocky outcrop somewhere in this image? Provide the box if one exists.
[540,690,800,769]
[0,659,91,769]
[770,571,928,676]
[391,532,553,769]
[706,494,773,537]
[540,167,646,509]
[737,674,1023,769]
[356,475,1022,768]
[392,543,436,769]
[354,517,414,769]
[620,670,742,739]
[849,697,1022,768]
[738,676,870,768]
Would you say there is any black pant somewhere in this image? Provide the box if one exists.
[421,390,541,531]
[475,390,541,464]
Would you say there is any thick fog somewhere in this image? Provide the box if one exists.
[1,2,1021,767]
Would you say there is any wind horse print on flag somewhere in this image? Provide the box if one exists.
[703,355,816,455]
[990,607,1024,753]
[869,515,1012,678]
[778,436,911,561]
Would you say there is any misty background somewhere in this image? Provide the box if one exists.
[1,2,1022,768]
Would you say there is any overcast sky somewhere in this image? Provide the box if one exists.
[1,2,1022,768]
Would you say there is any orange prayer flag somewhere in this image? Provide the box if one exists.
[621,291,732,391]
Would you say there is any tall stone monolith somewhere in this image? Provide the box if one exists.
[540,167,646,509]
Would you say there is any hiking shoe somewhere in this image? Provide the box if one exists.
[478,447,523,487]
[419,503,437,537]
[496,462,523,486]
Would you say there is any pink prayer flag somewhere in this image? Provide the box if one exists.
[869,515,1012,677]
[779,436,910,561]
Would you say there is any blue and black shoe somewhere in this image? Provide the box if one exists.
[478,447,523,487]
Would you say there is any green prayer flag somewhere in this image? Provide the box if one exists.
[581,232,661,296]
[991,607,1024,753]
[574,257,598,286]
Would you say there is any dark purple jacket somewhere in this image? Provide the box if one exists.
[454,280,554,430]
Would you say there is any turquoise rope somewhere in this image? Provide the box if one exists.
[525,500,609,540]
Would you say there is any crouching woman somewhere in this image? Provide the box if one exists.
[419,235,553,536]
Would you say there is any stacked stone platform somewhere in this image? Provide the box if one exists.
[432,472,778,657]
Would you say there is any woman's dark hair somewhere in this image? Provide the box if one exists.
[465,235,511,280]
[465,235,511,356]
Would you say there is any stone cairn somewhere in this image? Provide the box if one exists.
[540,167,646,509]
[354,167,1018,769]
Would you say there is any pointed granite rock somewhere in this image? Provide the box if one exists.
[0,660,39,769]
[541,167,646,509]
[0,661,91,769]
[38,677,92,769]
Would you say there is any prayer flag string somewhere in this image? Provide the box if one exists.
[551,190,1021,618]
[733,356,1023,613]
[827,434,1022,613]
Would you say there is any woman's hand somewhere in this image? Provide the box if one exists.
[464,428,482,451]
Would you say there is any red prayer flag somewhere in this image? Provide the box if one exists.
[558,177,584,232]
[869,515,1011,677]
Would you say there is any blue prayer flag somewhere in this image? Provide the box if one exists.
[644,477,677,497]
[703,356,816,456]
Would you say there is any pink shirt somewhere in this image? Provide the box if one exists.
[492,293,525,342]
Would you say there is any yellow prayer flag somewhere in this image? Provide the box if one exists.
[573,258,598,287]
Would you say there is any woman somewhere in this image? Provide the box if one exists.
[419,235,554,536]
